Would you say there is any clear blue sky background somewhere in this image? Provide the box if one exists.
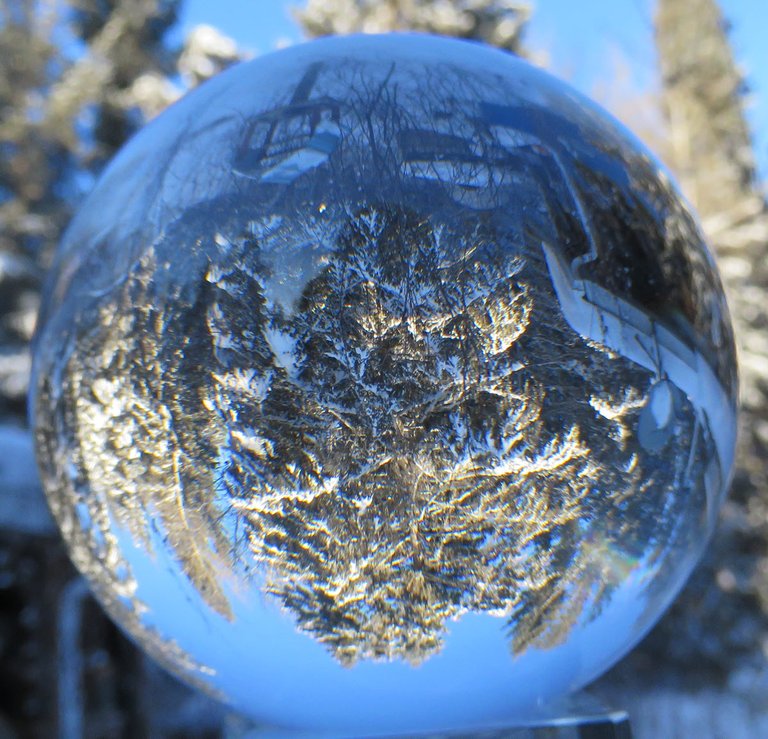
[179,0,768,182]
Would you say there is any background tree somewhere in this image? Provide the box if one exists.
[620,0,768,677]
[297,0,530,55]
[0,0,177,420]
[0,0,242,418]
[0,1,242,735]
[1,0,71,418]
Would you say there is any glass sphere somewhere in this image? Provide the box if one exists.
[31,34,738,736]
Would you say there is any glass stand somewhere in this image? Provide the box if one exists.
[224,694,632,738]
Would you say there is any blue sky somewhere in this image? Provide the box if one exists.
[179,0,768,182]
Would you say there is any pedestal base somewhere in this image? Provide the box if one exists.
[225,696,632,738]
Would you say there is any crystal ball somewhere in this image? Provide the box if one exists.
[31,34,738,735]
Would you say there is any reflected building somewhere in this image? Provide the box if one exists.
[234,64,342,185]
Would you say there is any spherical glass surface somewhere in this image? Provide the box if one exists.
[31,34,738,735]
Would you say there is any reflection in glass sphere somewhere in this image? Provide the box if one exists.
[31,34,738,736]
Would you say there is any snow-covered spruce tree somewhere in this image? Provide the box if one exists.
[295,0,768,691]
[296,0,530,55]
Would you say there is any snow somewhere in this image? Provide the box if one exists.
[0,252,34,281]
[601,674,768,739]
[0,424,55,535]
[263,325,299,378]
[0,349,32,399]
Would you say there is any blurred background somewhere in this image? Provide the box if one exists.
[1,0,767,736]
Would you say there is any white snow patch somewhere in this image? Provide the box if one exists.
[0,425,55,534]
[602,678,768,739]
[649,380,674,427]
[231,429,274,458]
[263,326,299,378]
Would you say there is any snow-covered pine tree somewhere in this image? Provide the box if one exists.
[295,0,768,695]
[296,0,530,55]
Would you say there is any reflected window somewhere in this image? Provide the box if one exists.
[234,100,342,184]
